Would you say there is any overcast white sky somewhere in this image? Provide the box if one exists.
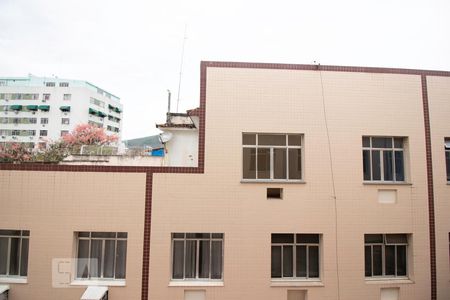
[1,0,449,139]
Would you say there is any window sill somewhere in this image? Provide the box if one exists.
[241,180,306,184]
[363,182,412,186]
[0,277,27,284]
[365,278,413,285]
[168,281,224,287]
[71,279,126,287]
[271,279,323,287]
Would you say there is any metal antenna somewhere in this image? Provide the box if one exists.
[176,24,187,113]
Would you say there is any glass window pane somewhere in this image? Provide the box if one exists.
[186,233,210,239]
[90,240,102,278]
[362,137,370,147]
[271,246,282,278]
[282,246,293,277]
[9,238,20,275]
[77,240,89,278]
[274,148,287,179]
[21,231,30,237]
[242,134,256,145]
[211,233,223,239]
[373,245,383,276]
[0,237,7,275]
[447,151,450,182]
[0,230,20,236]
[172,233,184,239]
[78,232,90,238]
[308,246,319,278]
[363,150,371,180]
[385,245,395,275]
[394,138,403,148]
[198,240,210,278]
[395,151,405,181]
[365,234,383,243]
[258,134,286,146]
[288,135,301,146]
[272,234,294,244]
[117,232,127,238]
[243,148,256,179]
[103,240,115,278]
[371,150,381,180]
[383,151,394,181]
[20,238,29,276]
[385,234,408,244]
[172,240,184,279]
[365,246,372,276]
[296,234,319,244]
[296,245,307,277]
[92,232,115,238]
[396,246,407,276]
[185,240,197,278]
[372,137,392,148]
[288,149,302,180]
[115,240,127,279]
[257,148,270,179]
[211,241,223,279]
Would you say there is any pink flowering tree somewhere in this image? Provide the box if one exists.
[0,143,33,163]
[62,124,118,147]
[0,124,118,163]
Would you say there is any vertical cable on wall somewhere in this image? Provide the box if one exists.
[318,67,341,300]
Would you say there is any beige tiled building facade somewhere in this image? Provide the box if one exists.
[1,62,450,300]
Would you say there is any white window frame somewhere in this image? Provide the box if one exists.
[362,136,406,183]
[0,230,29,278]
[271,234,320,280]
[75,232,127,281]
[445,139,450,182]
[242,133,303,182]
[364,234,408,279]
[171,233,224,281]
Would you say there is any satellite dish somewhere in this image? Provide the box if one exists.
[160,132,173,143]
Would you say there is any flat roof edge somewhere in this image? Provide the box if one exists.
[201,61,450,77]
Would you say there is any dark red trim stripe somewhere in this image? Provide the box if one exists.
[141,172,153,300]
[202,61,450,77]
[421,75,437,300]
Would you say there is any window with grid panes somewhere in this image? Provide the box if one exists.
[362,137,405,182]
[0,230,29,278]
[76,232,127,280]
[364,234,408,278]
[171,233,223,280]
[271,234,320,279]
[243,133,302,181]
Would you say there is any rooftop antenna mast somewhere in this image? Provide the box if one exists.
[176,24,187,113]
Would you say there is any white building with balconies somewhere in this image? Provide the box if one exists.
[0,75,123,148]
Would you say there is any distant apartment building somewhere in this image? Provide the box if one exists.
[1,62,450,300]
[0,75,123,148]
